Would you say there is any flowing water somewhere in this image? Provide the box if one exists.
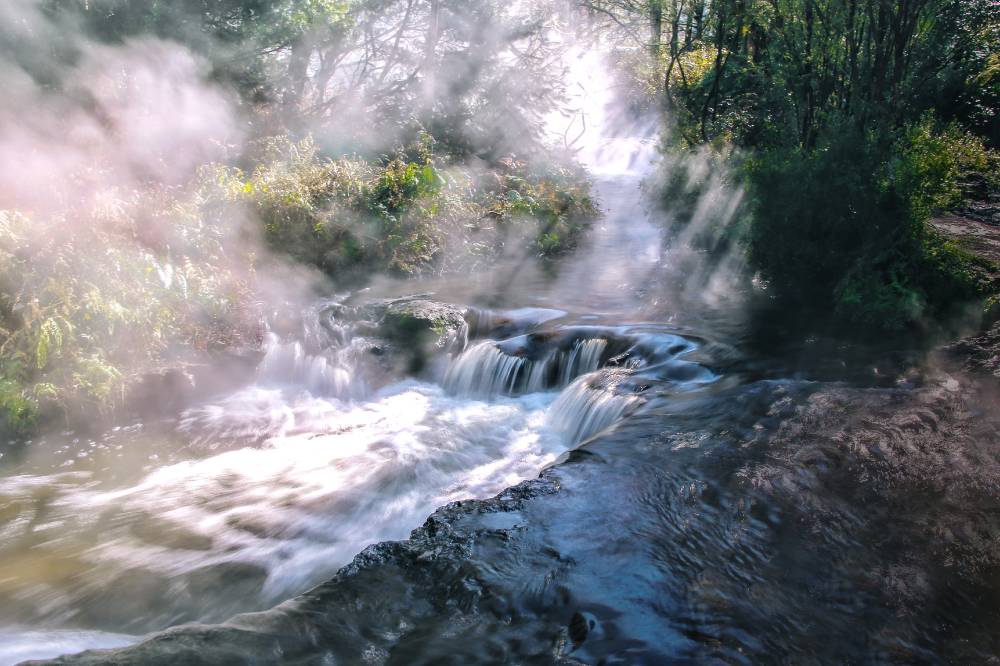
[0,54,732,663]
[5,54,1000,665]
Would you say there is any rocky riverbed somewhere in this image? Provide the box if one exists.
[24,317,1000,664]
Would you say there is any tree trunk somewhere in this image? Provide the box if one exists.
[649,0,664,58]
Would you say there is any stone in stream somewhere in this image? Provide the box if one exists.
[568,611,599,647]
[358,296,469,375]
[464,306,567,339]
[380,299,468,350]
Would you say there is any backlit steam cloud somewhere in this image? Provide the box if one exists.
[0,12,241,212]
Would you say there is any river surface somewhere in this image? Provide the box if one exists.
[5,57,1000,665]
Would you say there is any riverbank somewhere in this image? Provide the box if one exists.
[0,136,595,445]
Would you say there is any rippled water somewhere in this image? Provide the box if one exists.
[0,318,728,663]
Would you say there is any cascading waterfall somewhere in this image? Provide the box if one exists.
[547,372,639,444]
[560,338,607,386]
[441,333,635,446]
[257,333,354,399]
[442,341,528,397]
[444,338,608,398]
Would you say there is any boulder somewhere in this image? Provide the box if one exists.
[359,297,469,374]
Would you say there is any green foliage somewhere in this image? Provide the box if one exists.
[485,161,596,258]
[0,378,36,439]
[0,188,260,437]
[604,0,998,332]
[217,136,596,277]
[281,0,351,32]
[890,116,992,222]
[639,0,1000,149]
[745,120,995,330]
[832,238,984,330]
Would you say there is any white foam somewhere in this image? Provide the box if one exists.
[547,373,638,444]
[0,628,137,665]
[0,382,562,610]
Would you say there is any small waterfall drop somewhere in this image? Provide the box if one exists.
[442,341,527,397]
[444,338,608,398]
[561,338,607,386]
[257,333,355,399]
[547,373,639,444]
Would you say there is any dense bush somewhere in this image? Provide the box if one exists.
[598,0,997,333]
[746,118,994,330]
[215,136,596,278]
[0,196,259,437]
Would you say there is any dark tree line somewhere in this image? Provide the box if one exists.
[581,0,998,148]
[583,0,998,330]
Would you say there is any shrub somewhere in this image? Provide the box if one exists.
[746,128,887,300]
[746,118,995,330]
[890,116,991,223]
[0,191,259,437]
[217,136,596,277]
[0,377,36,440]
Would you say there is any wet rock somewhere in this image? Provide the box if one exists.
[568,611,592,646]
[941,321,1000,378]
[28,478,563,666]
[381,299,468,349]
[362,296,469,374]
[465,307,567,339]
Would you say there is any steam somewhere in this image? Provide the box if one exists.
[538,39,750,320]
[0,4,252,298]
[0,25,240,212]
